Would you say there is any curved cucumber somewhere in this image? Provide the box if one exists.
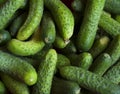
[1,73,30,94]
[7,29,45,56]
[0,0,25,30]
[41,11,56,44]
[17,0,44,40]
[0,50,37,86]
[32,49,57,94]
[76,0,106,51]
[44,0,74,41]
[60,66,120,94]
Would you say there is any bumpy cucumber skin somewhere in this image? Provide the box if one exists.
[33,49,57,94]
[17,0,44,40]
[60,66,120,94]
[99,11,120,37]
[104,0,120,14]
[51,77,80,94]
[0,0,25,30]
[1,73,29,94]
[44,0,74,41]
[41,11,56,44]
[76,0,106,51]
[0,51,37,86]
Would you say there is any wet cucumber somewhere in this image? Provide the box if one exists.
[0,0,25,30]
[17,0,44,40]
[0,50,37,86]
[44,0,74,41]
[76,0,106,51]
[60,66,120,94]
[32,49,57,94]
[1,73,30,94]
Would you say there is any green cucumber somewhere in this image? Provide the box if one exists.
[7,29,45,56]
[115,15,120,23]
[51,77,81,94]
[0,80,7,94]
[1,73,30,94]
[89,36,110,58]
[17,0,44,40]
[0,0,26,30]
[76,0,106,51]
[32,49,57,94]
[44,0,74,41]
[90,53,112,76]
[60,66,120,94]
[0,50,37,86]
[41,11,56,44]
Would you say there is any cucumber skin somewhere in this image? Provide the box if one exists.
[33,49,57,94]
[0,80,6,94]
[76,0,106,51]
[0,0,25,30]
[17,0,44,40]
[60,66,120,94]
[44,0,74,40]
[0,51,37,86]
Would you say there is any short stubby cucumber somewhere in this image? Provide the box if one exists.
[0,50,37,86]
[32,49,57,94]
[44,0,74,41]
[17,0,44,40]
[1,73,30,94]
[60,66,120,94]
[7,29,45,56]
[0,0,26,30]
[76,0,106,51]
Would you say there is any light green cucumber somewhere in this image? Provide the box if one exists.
[0,50,37,86]
[76,0,106,51]
[0,73,30,94]
[41,11,56,44]
[0,0,26,30]
[7,28,45,56]
[32,49,57,94]
[44,0,74,41]
[60,66,120,94]
[17,0,44,40]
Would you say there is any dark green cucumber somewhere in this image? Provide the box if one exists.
[0,50,37,86]
[1,73,30,94]
[89,36,110,59]
[17,0,44,40]
[99,11,120,37]
[41,11,56,44]
[60,66,120,94]
[76,0,106,51]
[51,77,81,94]
[7,28,45,56]
[0,80,7,94]
[0,0,26,30]
[104,0,120,14]
[90,53,112,76]
[44,0,74,41]
[32,49,57,94]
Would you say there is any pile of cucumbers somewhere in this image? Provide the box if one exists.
[0,0,120,94]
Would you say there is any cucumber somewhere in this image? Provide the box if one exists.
[104,0,120,14]
[76,0,106,51]
[90,53,112,76]
[32,49,57,94]
[51,77,81,94]
[0,80,7,94]
[44,0,74,41]
[0,50,37,86]
[99,11,120,37]
[17,0,44,40]
[60,66,120,94]
[89,36,110,58]
[41,11,56,44]
[115,15,120,23]
[0,73,30,94]
[0,0,26,30]
[7,28,45,56]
